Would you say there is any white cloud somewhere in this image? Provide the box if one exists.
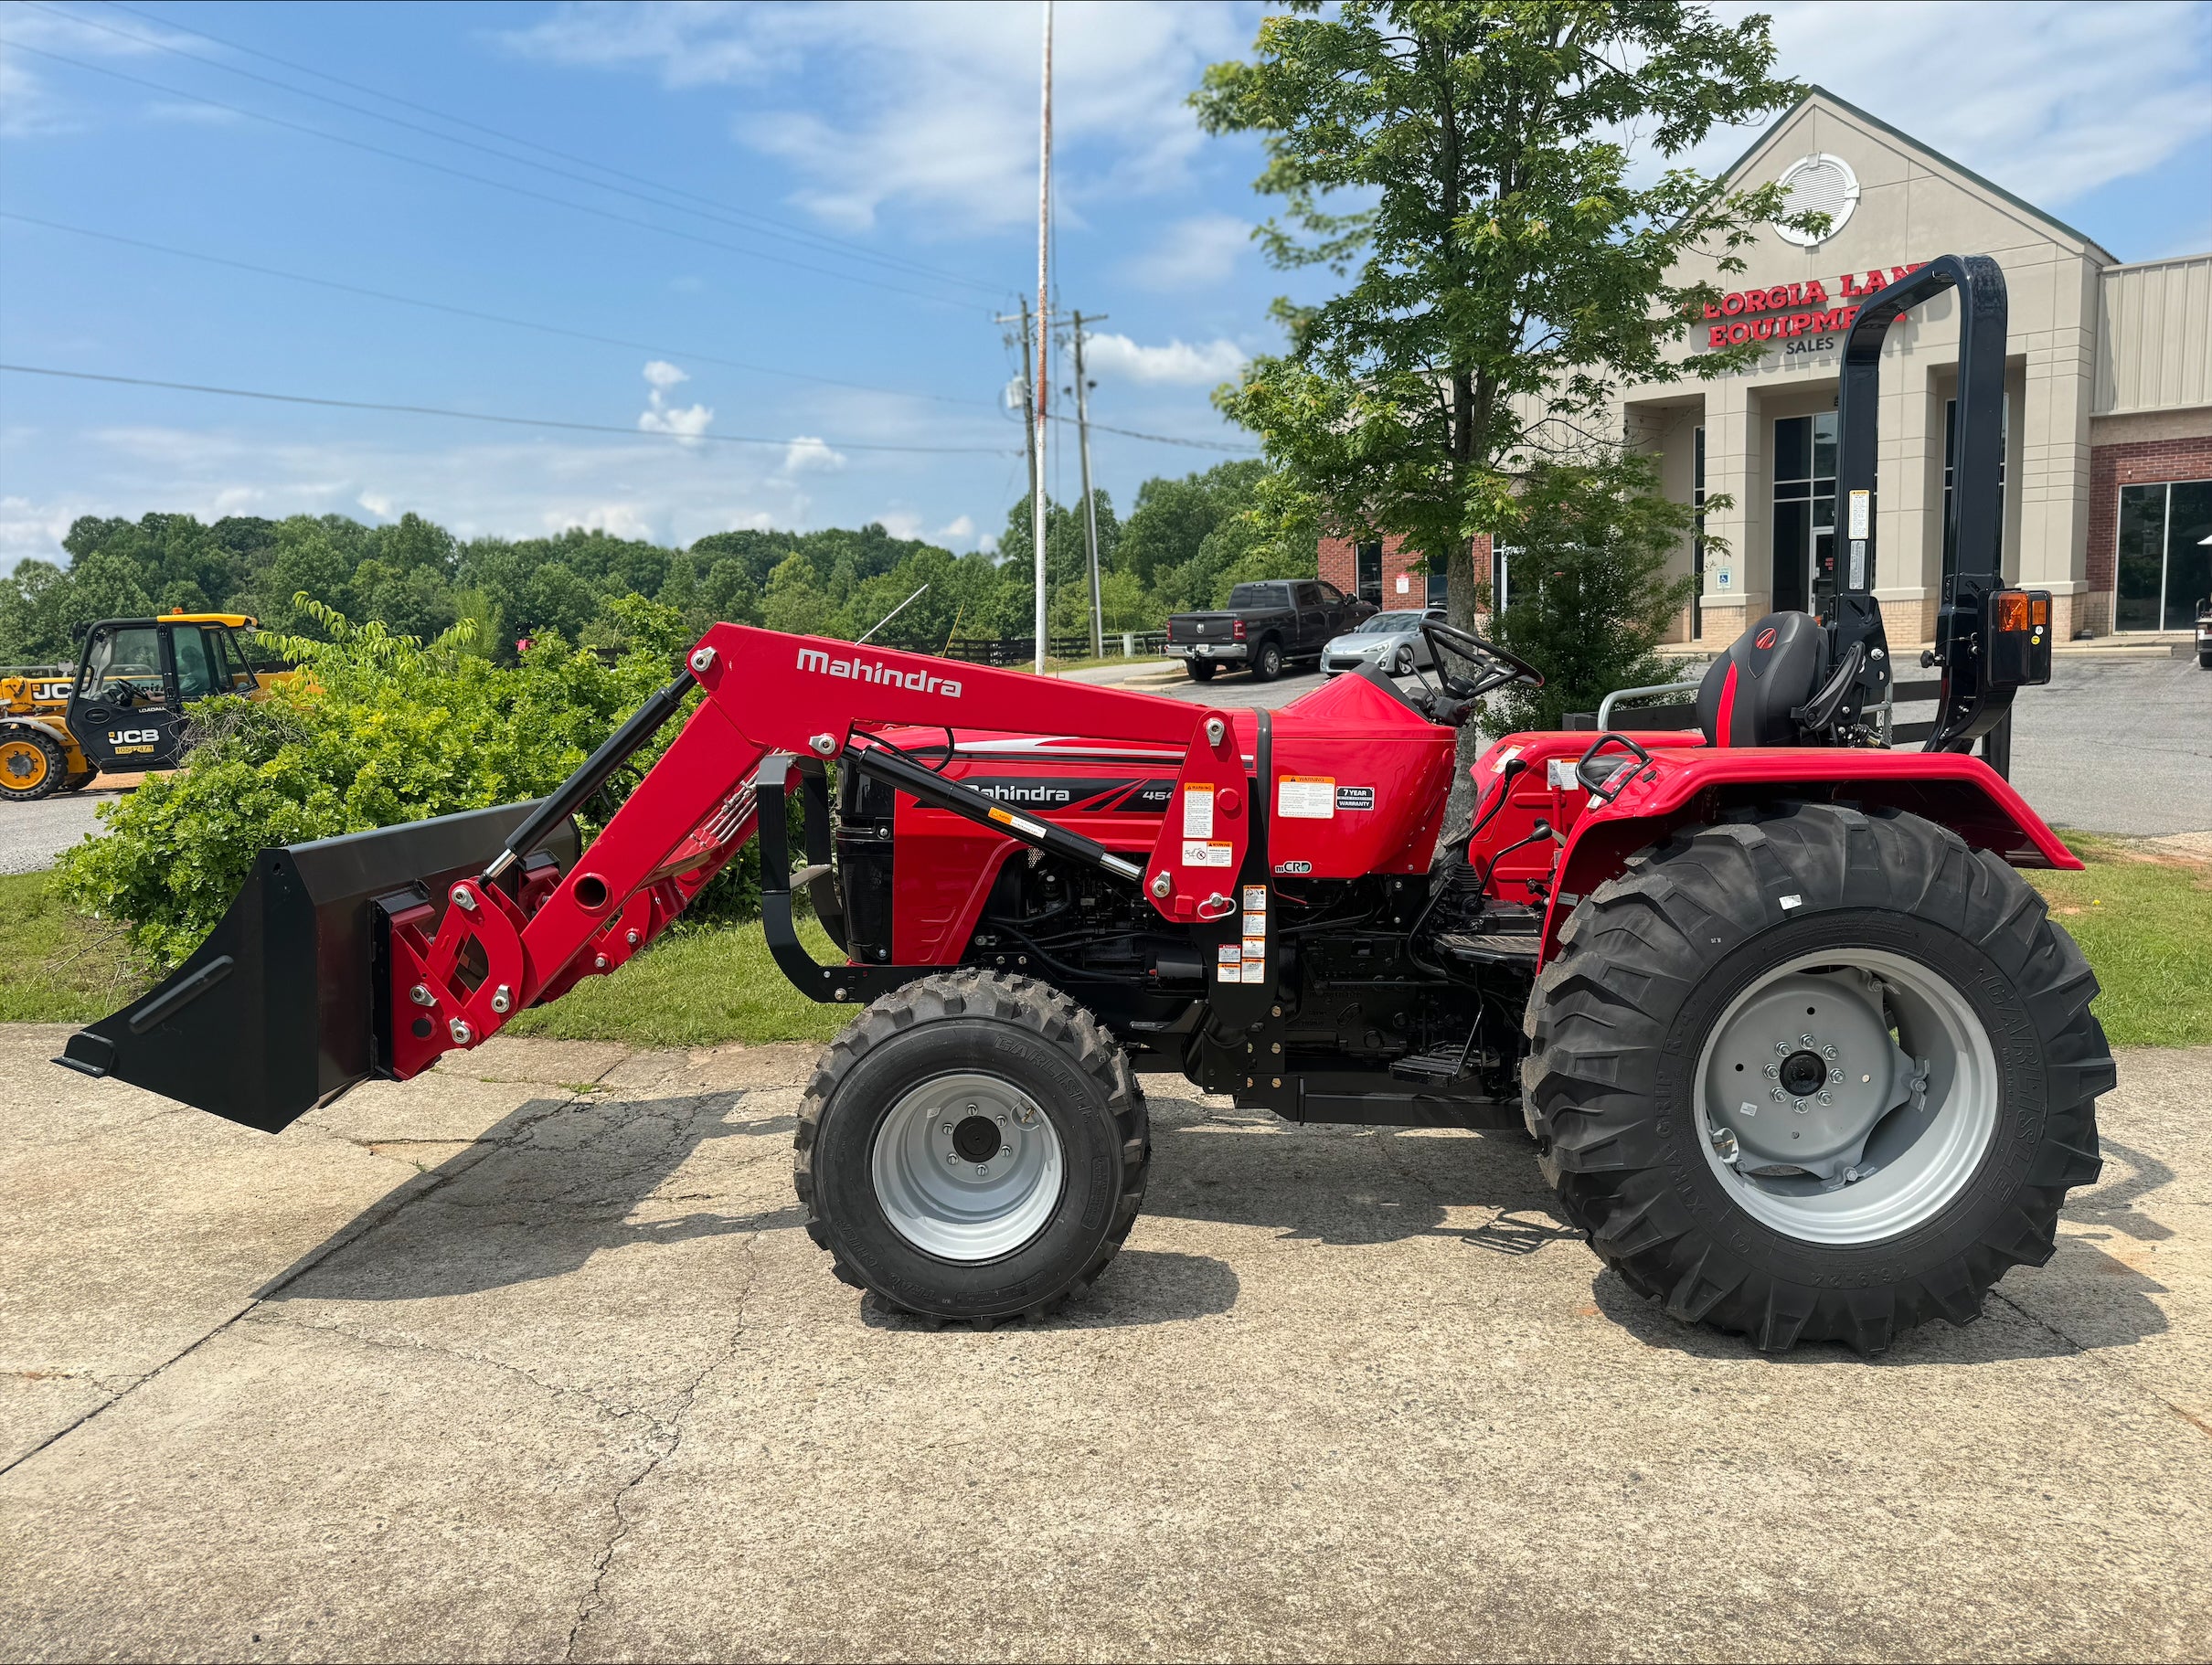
[876,510,924,540]
[782,435,846,473]
[1,494,82,575]
[0,7,222,138]
[357,492,395,520]
[1123,214,1252,292]
[938,514,975,541]
[977,532,1000,556]
[548,503,659,542]
[504,1,1249,232]
[637,360,713,442]
[1080,333,1248,387]
[1682,2,2212,208]
[638,402,715,440]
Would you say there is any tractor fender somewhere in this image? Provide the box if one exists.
[1537,746,2078,962]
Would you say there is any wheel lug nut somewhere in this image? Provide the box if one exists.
[1765,1063,1781,1078]
[1818,1091,1833,1104]
[1774,1041,1790,1055]
[1792,1098,1808,1113]
[1822,1045,1838,1060]
[1800,1034,1815,1047]
[1829,1067,1844,1084]
[1770,1087,1785,1102]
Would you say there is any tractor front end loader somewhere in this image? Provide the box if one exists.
[60,257,2111,1353]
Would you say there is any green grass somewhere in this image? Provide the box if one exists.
[0,869,140,1023]
[2027,834,2212,1048]
[5,837,2207,1051]
[503,915,848,1048]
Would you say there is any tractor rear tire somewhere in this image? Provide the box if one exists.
[1186,661,1218,682]
[0,731,65,801]
[1523,802,2111,1354]
[794,970,1150,1325]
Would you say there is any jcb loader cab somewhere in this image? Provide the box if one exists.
[59,257,2111,1357]
[58,611,281,782]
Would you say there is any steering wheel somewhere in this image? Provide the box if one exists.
[1418,619,1544,701]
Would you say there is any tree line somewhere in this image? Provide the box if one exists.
[0,459,1315,668]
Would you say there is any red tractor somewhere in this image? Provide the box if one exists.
[61,258,2106,1353]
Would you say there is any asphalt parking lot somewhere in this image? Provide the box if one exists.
[4,1026,2207,1660]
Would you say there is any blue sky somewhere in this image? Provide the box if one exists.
[4,0,2209,572]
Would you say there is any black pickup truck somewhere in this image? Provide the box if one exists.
[1164,578,1374,682]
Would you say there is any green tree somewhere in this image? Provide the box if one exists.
[1481,451,1697,732]
[1196,0,1805,745]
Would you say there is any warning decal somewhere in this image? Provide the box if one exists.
[1183,840,1235,868]
[1181,784,1214,839]
[1276,775,1335,819]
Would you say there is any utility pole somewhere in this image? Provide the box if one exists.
[999,298,1039,549]
[1070,310,1107,658]
[1031,0,1053,673]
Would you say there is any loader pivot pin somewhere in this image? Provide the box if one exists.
[409,984,434,1008]
[1205,716,1226,746]
[1150,872,1172,898]
[809,734,837,757]
[688,646,717,674]
[452,885,477,913]
[449,1018,473,1045]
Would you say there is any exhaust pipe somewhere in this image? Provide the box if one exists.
[56,801,575,1134]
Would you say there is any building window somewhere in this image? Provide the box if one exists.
[1771,412,1837,614]
[1354,540,1384,605]
[1942,397,2010,587]
[1489,544,1515,614]
[2116,480,2212,631]
[1692,425,1707,639]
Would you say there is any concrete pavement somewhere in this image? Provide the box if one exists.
[3,1024,2207,1660]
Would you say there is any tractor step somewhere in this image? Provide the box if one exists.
[1390,1047,1484,1084]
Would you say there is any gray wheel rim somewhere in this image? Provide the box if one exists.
[1694,948,1998,1245]
[870,1072,1065,1262]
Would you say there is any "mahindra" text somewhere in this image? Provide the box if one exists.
[796,647,962,697]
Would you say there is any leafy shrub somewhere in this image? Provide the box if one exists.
[61,596,758,970]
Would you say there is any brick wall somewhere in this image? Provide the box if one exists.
[1318,533,1494,605]
[2085,433,2212,632]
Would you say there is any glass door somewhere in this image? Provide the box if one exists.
[2118,481,2212,631]
[1771,413,1837,616]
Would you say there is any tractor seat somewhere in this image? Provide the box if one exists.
[1696,611,1827,747]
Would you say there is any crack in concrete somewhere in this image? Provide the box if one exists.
[563,1234,760,1664]
[0,1059,633,1481]
[1987,1287,2208,1444]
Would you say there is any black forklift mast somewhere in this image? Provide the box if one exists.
[1831,253,2039,753]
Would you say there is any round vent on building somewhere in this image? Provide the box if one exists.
[1773,153,1859,247]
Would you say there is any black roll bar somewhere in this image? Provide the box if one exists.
[1833,254,2012,752]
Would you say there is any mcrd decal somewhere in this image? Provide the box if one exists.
[1272,859,1313,875]
[796,646,961,698]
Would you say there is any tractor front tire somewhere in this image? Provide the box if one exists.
[0,731,65,801]
[1185,660,1218,682]
[1524,802,2112,1354]
[795,971,1150,1325]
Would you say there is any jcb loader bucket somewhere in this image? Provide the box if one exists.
[57,801,576,1134]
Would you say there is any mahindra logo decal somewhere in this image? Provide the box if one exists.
[796,646,962,698]
[1755,626,1778,650]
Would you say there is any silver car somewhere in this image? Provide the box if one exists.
[1321,608,1443,677]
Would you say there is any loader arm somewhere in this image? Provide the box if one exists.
[263,626,1243,1108]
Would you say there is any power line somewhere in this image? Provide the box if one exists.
[97,0,1000,298]
[0,211,999,410]
[0,36,982,311]
[1045,411,1260,454]
[0,364,1021,455]
[39,1,1004,302]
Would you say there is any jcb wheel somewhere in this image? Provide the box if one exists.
[1185,660,1218,682]
[1524,802,2111,1354]
[795,971,1150,1324]
[59,769,97,792]
[0,732,64,801]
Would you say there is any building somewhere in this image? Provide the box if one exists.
[1321,88,2212,646]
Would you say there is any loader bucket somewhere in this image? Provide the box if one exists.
[56,801,576,1134]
